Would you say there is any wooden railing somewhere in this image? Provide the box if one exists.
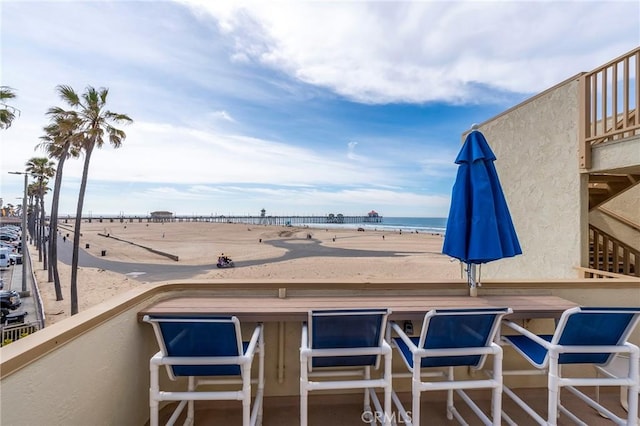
[579,47,640,169]
[589,224,639,277]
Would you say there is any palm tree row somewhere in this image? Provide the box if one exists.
[37,109,82,300]
[5,85,132,315]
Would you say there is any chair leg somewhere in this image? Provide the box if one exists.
[257,327,265,426]
[300,385,308,426]
[446,367,454,420]
[364,366,372,411]
[149,359,160,426]
[492,347,503,426]
[412,375,421,426]
[384,351,392,426]
[300,356,308,426]
[187,376,195,425]
[547,356,560,426]
[242,364,251,426]
[632,385,640,426]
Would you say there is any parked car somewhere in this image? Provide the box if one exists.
[1,290,21,311]
[0,234,18,243]
[0,248,9,268]
[9,253,22,265]
[1,290,26,326]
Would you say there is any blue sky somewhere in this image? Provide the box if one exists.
[1,1,638,217]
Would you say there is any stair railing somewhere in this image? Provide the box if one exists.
[579,47,640,170]
[588,224,639,278]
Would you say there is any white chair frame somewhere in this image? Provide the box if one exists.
[390,308,511,426]
[595,353,640,422]
[502,307,640,426]
[144,316,264,426]
[299,309,393,426]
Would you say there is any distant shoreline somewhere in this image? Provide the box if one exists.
[56,215,447,235]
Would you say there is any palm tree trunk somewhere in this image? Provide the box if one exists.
[70,143,94,315]
[40,191,47,270]
[34,198,42,261]
[48,154,66,300]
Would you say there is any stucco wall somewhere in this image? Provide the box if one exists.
[0,299,154,426]
[477,78,583,279]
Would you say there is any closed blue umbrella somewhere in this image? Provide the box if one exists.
[442,127,522,295]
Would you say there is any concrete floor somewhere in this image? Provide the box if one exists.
[155,387,637,425]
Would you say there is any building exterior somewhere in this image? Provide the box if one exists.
[472,47,639,280]
[149,211,174,222]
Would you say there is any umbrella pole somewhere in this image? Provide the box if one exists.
[468,263,478,297]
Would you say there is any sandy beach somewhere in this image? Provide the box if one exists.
[33,221,460,324]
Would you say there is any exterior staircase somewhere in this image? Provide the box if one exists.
[581,48,640,278]
[589,224,639,277]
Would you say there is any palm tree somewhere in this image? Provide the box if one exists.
[26,157,55,266]
[38,106,81,300]
[27,183,38,240]
[56,85,132,315]
[0,86,19,129]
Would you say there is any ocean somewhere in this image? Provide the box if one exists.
[302,217,447,234]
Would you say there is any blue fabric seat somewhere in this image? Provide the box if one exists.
[144,315,264,426]
[300,308,393,426]
[502,307,640,425]
[391,307,512,426]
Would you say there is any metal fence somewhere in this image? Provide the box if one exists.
[1,322,39,346]
[0,235,45,346]
[25,242,46,328]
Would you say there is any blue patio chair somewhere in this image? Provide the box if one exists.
[143,315,264,426]
[300,308,393,426]
[502,307,640,425]
[390,307,512,426]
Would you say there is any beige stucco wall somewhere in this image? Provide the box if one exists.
[476,78,584,279]
[0,295,156,426]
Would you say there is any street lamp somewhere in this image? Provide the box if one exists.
[8,171,42,293]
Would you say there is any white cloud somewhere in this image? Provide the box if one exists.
[181,0,639,103]
[347,141,363,161]
[52,120,409,188]
[210,110,236,123]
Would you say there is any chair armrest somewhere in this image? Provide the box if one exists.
[244,323,263,357]
[300,323,309,352]
[502,320,552,349]
[390,321,418,352]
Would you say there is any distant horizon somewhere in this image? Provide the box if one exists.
[51,212,447,219]
[43,214,449,234]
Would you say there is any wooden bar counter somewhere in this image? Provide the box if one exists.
[139,294,578,322]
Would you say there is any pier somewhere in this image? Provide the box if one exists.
[61,214,383,226]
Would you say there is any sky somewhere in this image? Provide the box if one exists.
[1,1,638,218]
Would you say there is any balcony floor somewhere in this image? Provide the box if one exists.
[155,387,636,425]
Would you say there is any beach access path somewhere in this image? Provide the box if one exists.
[54,236,418,282]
